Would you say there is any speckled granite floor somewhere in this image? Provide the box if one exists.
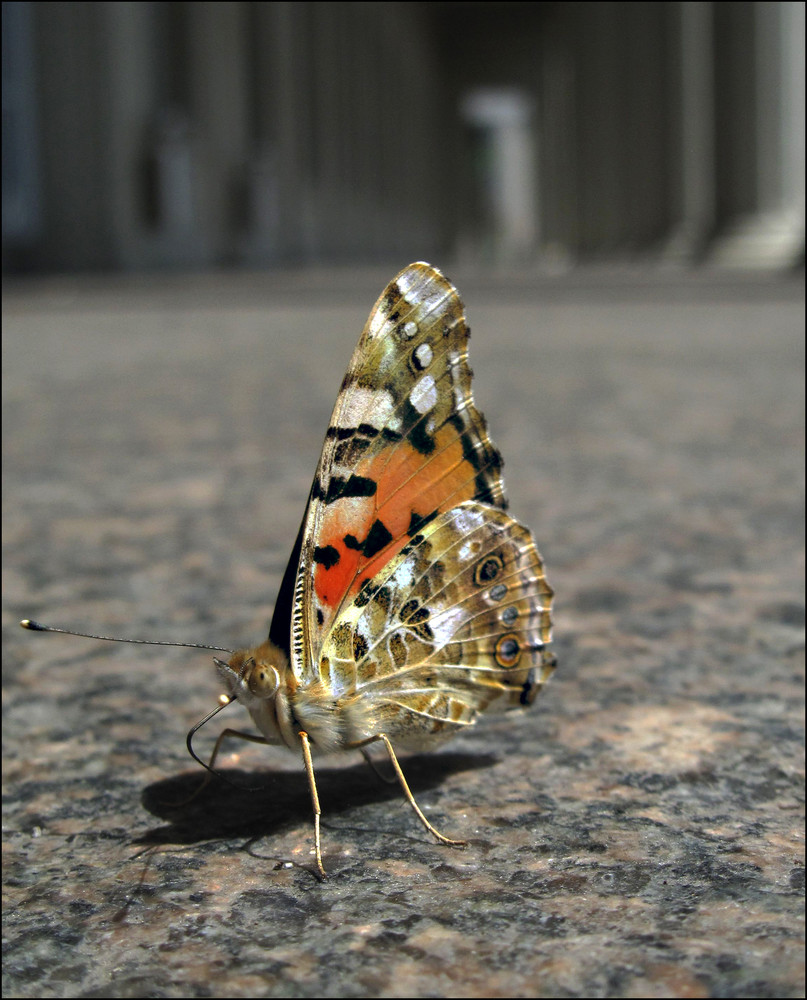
[3,266,804,999]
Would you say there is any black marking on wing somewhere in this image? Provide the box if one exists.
[476,473,506,508]
[476,557,502,583]
[326,426,355,441]
[354,579,373,608]
[383,283,401,311]
[334,437,371,466]
[399,600,435,643]
[313,545,340,569]
[403,399,435,456]
[363,519,393,558]
[373,585,392,614]
[316,473,377,504]
[407,508,438,537]
[326,423,403,443]
[344,518,393,559]
[353,632,368,661]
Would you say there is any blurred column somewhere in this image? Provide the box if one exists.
[710,1,805,268]
[150,108,200,254]
[105,2,166,269]
[26,3,112,269]
[184,2,250,264]
[662,2,715,262]
[460,87,537,262]
[2,0,42,262]
[310,2,345,260]
[241,2,291,263]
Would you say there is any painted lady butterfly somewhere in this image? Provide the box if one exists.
[23,261,555,877]
[217,261,555,874]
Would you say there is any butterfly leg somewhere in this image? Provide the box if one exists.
[353,734,467,849]
[298,731,327,879]
[360,747,397,784]
[205,729,271,772]
[176,728,271,806]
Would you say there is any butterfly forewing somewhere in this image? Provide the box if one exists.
[290,262,508,683]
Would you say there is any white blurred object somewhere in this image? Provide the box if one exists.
[460,87,537,262]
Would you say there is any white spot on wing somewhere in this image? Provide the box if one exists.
[410,374,437,415]
[367,313,387,338]
[428,606,468,645]
[414,342,433,368]
[451,506,486,536]
[338,386,394,430]
[397,268,452,315]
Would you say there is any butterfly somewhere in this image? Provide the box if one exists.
[22,261,554,878]
[215,261,555,875]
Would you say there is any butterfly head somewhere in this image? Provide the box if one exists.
[215,639,289,707]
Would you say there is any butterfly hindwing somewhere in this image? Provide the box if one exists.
[288,262,508,682]
[311,501,555,749]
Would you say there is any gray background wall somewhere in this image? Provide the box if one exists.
[3,1,804,273]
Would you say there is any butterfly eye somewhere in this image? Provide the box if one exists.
[474,553,505,587]
[495,633,522,668]
[247,663,280,698]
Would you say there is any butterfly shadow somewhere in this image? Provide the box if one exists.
[136,750,497,854]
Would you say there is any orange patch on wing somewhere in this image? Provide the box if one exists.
[313,495,375,610]
[313,428,481,612]
[374,427,480,516]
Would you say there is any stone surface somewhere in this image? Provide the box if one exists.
[3,266,804,998]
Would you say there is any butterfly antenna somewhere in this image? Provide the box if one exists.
[19,619,233,654]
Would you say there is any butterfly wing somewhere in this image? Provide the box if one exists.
[284,262,508,683]
[305,500,555,750]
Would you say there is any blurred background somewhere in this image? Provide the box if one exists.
[3,0,804,275]
[3,10,805,991]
